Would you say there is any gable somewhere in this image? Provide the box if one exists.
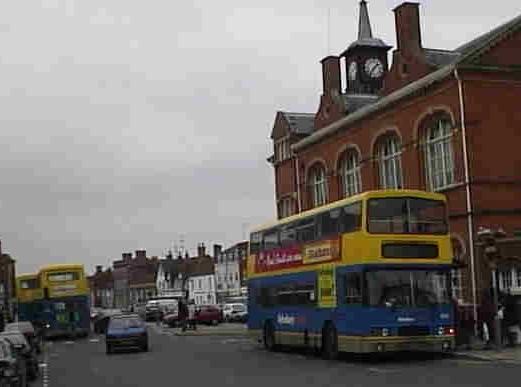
[270,112,291,140]
[477,27,521,67]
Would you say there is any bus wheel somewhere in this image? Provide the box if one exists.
[322,323,338,360]
[263,322,277,351]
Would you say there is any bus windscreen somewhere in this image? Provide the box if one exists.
[367,197,447,234]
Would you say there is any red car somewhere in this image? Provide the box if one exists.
[195,305,223,325]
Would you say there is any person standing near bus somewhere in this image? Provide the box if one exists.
[188,300,197,331]
[179,299,188,331]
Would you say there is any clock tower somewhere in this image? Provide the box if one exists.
[343,1,391,95]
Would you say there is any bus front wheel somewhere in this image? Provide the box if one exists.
[322,323,338,360]
[263,322,277,351]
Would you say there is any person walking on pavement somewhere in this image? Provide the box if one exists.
[188,300,197,331]
[480,289,496,348]
[0,306,4,333]
[179,299,189,332]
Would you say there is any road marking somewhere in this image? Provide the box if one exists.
[42,343,50,387]
[89,338,100,343]
[221,338,252,344]
[65,341,74,344]
[367,367,398,374]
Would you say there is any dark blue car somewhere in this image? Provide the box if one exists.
[105,314,148,354]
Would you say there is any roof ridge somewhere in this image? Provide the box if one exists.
[455,12,521,54]
[281,111,314,116]
[424,48,459,53]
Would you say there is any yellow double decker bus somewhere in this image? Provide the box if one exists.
[38,264,90,338]
[15,274,43,323]
[247,190,454,358]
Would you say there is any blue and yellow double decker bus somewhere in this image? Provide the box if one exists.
[15,274,43,323]
[247,190,455,358]
[38,264,91,338]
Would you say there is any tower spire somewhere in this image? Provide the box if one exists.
[358,0,373,40]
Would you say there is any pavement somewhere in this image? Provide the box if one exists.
[454,344,521,364]
[32,323,521,387]
[169,322,247,336]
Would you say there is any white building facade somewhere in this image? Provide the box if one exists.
[156,254,190,298]
[188,274,217,306]
[215,242,248,303]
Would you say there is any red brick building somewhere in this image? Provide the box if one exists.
[93,250,158,310]
[269,1,521,310]
[88,266,114,308]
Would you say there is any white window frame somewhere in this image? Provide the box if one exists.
[279,198,293,218]
[310,166,327,207]
[339,151,362,197]
[274,136,291,163]
[499,269,513,291]
[451,269,463,301]
[516,269,521,288]
[377,136,402,189]
[425,118,455,191]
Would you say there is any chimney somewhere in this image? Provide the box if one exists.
[166,250,173,260]
[197,243,206,257]
[393,2,422,55]
[96,265,103,274]
[122,253,132,263]
[213,244,223,260]
[321,56,341,96]
[135,250,147,260]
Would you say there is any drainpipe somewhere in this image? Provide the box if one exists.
[454,67,478,334]
[295,154,302,213]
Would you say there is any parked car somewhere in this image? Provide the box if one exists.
[223,303,247,322]
[105,314,148,354]
[196,305,223,325]
[4,322,41,355]
[163,310,179,328]
[145,299,178,322]
[230,304,248,323]
[0,331,37,382]
[145,301,162,322]
[0,337,27,387]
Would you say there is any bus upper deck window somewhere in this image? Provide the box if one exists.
[250,233,261,254]
[340,202,362,233]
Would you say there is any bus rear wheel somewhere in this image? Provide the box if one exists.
[322,323,338,360]
[263,322,277,351]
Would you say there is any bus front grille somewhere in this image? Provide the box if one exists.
[397,326,430,336]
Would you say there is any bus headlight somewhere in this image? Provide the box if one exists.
[371,328,391,336]
[437,327,455,336]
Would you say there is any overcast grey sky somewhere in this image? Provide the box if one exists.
[0,0,519,274]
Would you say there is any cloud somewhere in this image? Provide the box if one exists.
[0,0,519,273]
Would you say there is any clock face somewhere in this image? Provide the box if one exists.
[348,61,357,81]
[364,58,384,79]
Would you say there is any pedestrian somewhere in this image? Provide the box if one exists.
[480,289,496,348]
[188,300,197,331]
[0,306,4,333]
[179,299,188,332]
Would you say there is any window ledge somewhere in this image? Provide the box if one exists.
[433,181,465,193]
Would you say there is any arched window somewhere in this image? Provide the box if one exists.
[376,134,402,189]
[338,149,362,197]
[278,198,294,218]
[425,117,455,190]
[308,164,327,207]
